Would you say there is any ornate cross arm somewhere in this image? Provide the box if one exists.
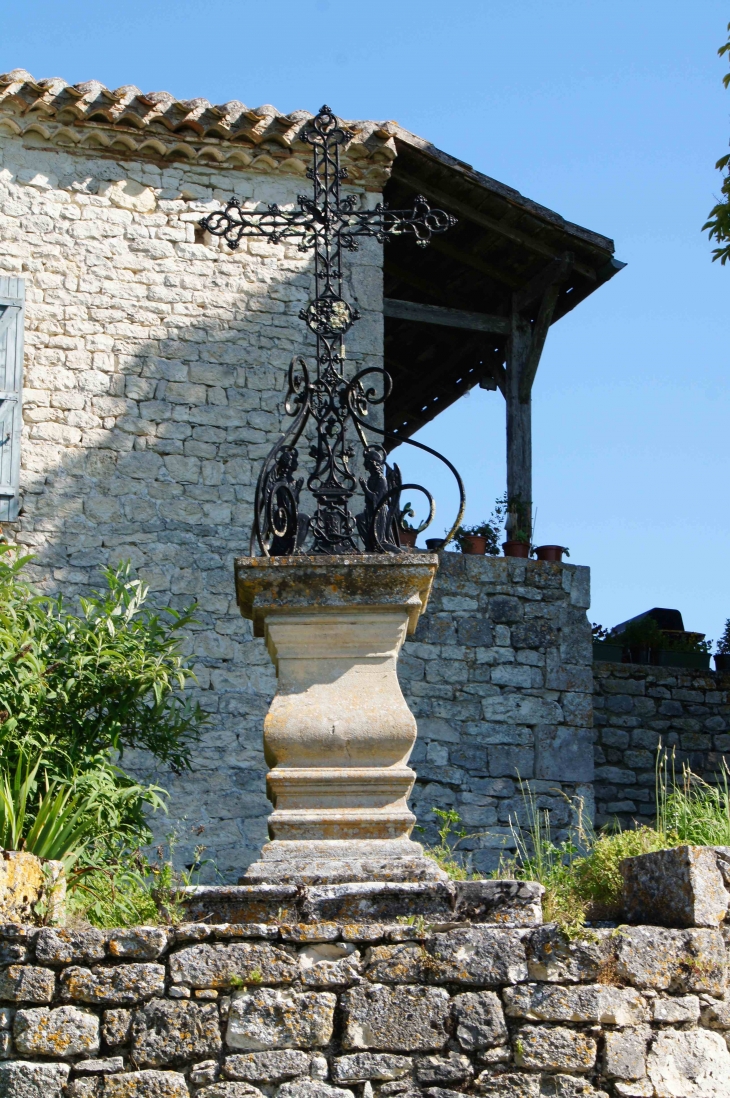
[342,197,457,248]
[200,199,316,250]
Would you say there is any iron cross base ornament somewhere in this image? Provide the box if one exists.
[200,105,465,557]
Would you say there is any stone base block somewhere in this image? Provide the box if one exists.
[181,878,544,926]
[242,839,446,885]
[621,845,730,928]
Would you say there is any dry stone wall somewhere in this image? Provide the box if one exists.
[399,554,594,874]
[0,132,384,879]
[593,663,730,829]
[0,919,728,1097]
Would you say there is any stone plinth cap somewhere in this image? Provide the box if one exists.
[235,554,438,637]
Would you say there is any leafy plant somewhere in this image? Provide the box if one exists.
[423,807,476,880]
[453,521,501,555]
[717,619,730,655]
[703,23,730,264]
[610,617,665,661]
[592,623,609,642]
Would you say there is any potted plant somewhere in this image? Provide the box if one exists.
[398,501,419,549]
[454,520,500,556]
[592,623,623,663]
[716,620,730,672]
[496,494,532,558]
[533,545,570,563]
[658,631,712,670]
[612,617,666,665]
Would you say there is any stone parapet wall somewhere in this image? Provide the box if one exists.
[593,663,730,829]
[0,920,728,1097]
[399,555,593,874]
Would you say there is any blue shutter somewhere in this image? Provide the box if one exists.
[0,277,24,521]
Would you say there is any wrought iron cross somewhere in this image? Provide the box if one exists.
[200,105,464,556]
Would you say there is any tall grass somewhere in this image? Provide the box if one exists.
[656,748,730,845]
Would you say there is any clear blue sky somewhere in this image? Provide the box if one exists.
[2,2,729,641]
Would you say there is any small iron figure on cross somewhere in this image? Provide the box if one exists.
[200,105,464,556]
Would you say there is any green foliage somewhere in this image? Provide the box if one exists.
[454,521,501,555]
[0,546,204,778]
[424,807,476,879]
[703,23,730,264]
[656,748,730,845]
[717,619,730,655]
[611,617,665,658]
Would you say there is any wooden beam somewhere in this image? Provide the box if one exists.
[427,236,521,289]
[513,253,574,314]
[384,298,510,334]
[506,314,533,540]
[518,282,561,403]
[391,169,598,281]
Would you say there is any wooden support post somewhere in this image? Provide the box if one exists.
[505,313,533,542]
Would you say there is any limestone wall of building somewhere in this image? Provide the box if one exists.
[0,132,384,880]
[0,919,727,1098]
[593,662,730,829]
[399,555,593,875]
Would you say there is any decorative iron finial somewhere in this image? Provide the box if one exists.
[200,105,465,556]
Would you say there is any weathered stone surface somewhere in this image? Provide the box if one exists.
[197,1086,264,1098]
[103,1070,190,1098]
[653,995,700,1023]
[278,1081,355,1098]
[614,927,727,993]
[452,881,544,926]
[226,988,336,1050]
[61,964,166,1004]
[169,943,297,988]
[0,852,64,926]
[541,1077,608,1098]
[428,928,528,985]
[364,944,432,984]
[331,1054,412,1083]
[473,1071,541,1097]
[301,882,451,921]
[503,983,648,1024]
[342,984,450,1051]
[414,1053,473,1085]
[700,999,730,1028]
[621,846,730,928]
[224,1051,312,1081]
[108,928,169,960]
[190,1061,219,1086]
[451,991,508,1050]
[513,1025,596,1072]
[647,1027,730,1097]
[0,965,55,1003]
[298,943,362,987]
[0,1060,70,1098]
[131,999,221,1067]
[13,1005,99,1057]
[74,1058,125,1074]
[102,1008,132,1047]
[603,1026,651,1080]
[525,926,613,983]
[35,929,106,965]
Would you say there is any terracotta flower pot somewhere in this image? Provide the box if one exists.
[503,540,529,558]
[461,535,487,555]
[534,545,567,563]
[399,528,418,549]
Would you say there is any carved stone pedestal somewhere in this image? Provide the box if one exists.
[234,554,446,884]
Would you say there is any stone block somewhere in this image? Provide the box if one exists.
[614,927,727,993]
[700,999,730,1028]
[73,1058,125,1075]
[35,929,106,965]
[13,1005,99,1057]
[414,1053,473,1085]
[226,988,336,1050]
[473,1070,540,1097]
[428,927,528,985]
[131,999,221,1067]
[224,1051,312,1081]
[513,1025,596,1073]
[603,1026,651,1080]
[191,1084,264,1098]
[108,928,169,960]
[621,846,730,928]
[525,926,614,983]
[451,991,507,1050]
[0,852,65,925]
[540,1077,607,1098]
[331,1054,412,1083]
[0,1061,70,1098]
[169,942,297,988]
[278,1082,354,1098]
[534,726,593,782]
[0,965,55,1003]
[60,964,165,1004]
[652,994,700,1023]
[647,1028,730,1097]
[503,984,648,1024]
[102,1009,132,1047]
[341,984,450,1051]
[103,1071,190,1097]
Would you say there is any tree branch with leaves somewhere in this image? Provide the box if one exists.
[703,22,730,264]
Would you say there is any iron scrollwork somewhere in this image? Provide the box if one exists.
[200,105,465,556]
